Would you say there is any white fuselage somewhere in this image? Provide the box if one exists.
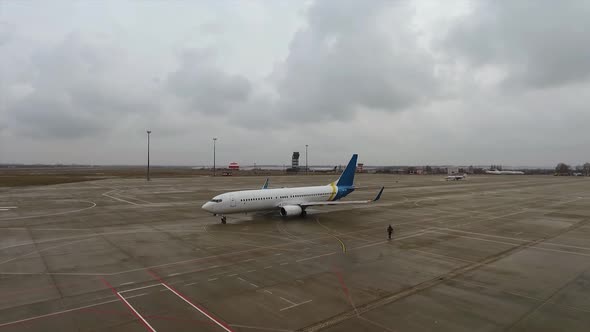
[202,184,338,215]
[446,175,465,180]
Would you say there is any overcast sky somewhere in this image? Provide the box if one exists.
[1,0,589,167]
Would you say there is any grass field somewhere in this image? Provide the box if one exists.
[0,167,309,187]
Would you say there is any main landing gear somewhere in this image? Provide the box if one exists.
[301,209,307,218]
[221,216,227,224]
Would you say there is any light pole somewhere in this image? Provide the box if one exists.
[305,144,308,175]
[213,137,217,176]
[146,130,151,181]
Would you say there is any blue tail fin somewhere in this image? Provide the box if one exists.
[336,154,358,187]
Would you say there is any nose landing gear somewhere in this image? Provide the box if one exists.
[221,216,227,224]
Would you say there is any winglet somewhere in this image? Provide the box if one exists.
[373,187,384,201]
[262,178,269,189]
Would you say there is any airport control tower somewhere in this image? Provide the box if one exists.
[292,152,300,170]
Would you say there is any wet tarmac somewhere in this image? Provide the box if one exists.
[0,174,589,331]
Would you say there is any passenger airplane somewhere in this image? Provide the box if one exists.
[446,174,466,181]
[202,154,384,223]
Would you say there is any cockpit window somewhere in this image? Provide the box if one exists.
[210,199,222,203]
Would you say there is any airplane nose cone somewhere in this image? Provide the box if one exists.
[202,202,212,212]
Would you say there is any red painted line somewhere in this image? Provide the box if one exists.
[147,270,234,332]
[332,266,358,315]
[100,277,156,332]
[332,266,351,298]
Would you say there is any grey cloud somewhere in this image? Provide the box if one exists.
[11,95,105,139]
[0,22,12,46]
[3,1,590,166]
[6,33,160,139]
[444,1,590,89]
[167,50,251,114]
[271,0,438,122]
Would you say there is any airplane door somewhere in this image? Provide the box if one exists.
[230,195,236,207]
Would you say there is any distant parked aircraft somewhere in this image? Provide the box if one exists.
[485,169,524,175]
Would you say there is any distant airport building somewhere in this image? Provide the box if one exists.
[228,162,239,170]
[357,163,364,173]
[447,167,459,175]
[292,152,300,170]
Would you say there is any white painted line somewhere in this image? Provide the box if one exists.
[227,274,238,277]
[280,300,313,311]
[246,270,256,273]
[0,237,95,266]
[102,191,140,206]
[117,292,157,332]
[263,290,273,295]
[430,231,590,258]
[120,282,135,286]
[241,258,255,262]
[350,230,432,251]
[410,249,476,264]
[264,266,272,269]
[275,253,282,256]
[160,288,169,292]
[434,227,590,251]
[0,200,96,221]
[237,277,246,282]
[0,298,119,328]
[296,252,337,262]
[0,207,17,209]
[115,193,151,204]
[279,297,296,305]
[160,283,233,332]
[280,262,289,266]
[0,209,10,211]
[249,283,259,288]
[185,282,199,286]
[208,278,218,281]
[168,273,180,277]
[118,283,162,294]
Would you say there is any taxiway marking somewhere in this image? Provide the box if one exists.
[101,278,156,332]
[280,300,313,312]
[0,293,147,328]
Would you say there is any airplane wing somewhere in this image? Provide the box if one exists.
[299,187,384,207]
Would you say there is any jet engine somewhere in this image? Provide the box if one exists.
[280,205,303,217]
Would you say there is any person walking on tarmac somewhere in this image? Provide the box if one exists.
[387,224,394,240]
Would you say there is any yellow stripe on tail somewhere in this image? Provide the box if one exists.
[328,181,337,201]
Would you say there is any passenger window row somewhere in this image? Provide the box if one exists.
[240,193,330,202]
